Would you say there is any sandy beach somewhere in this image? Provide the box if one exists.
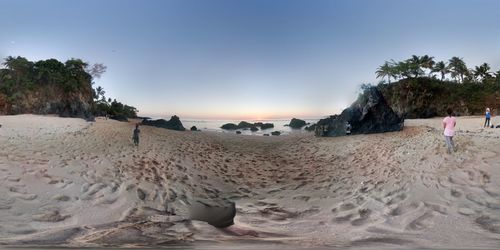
[1,114,500,248]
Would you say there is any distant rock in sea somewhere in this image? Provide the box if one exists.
[190,126,199,131]
[238,121,254,128]
[142,115,186,131]
[288,118,307,128]
[221,123,239,130]
[271,131,281,136]
[221,121,274,131]
[254,122,274,129]
[236,131,242,134]
[109,115,128,122]
[317,87,403,137]
[263,134,269,136]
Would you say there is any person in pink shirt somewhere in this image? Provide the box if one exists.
[442,108,456,153]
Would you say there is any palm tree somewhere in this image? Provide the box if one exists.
[448,57,467,83]
[95,86,105,101]
[407,55,424,78]
[432,61,449,81]
[420,55,435,76]
[376,61,395,83]
[473,63,492,82]
[395,60,412,79]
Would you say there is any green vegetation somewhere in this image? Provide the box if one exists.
[0,56,137,118]
[374,55,500,118]
[376,55,500,84]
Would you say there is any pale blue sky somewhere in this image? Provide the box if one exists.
[1,0,500,119]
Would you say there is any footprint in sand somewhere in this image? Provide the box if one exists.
[351,208,372,226]
[51,194,71,202]
[475,215,500,234]
[32,210,71,222]
[405,211,434,231]
[136,188,146,200]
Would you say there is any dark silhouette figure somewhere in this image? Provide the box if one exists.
[132,124,140,146]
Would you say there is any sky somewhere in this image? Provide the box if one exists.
[1,0,500,119]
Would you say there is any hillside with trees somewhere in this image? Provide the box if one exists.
[0,56,137,119]
[374,55,500,118]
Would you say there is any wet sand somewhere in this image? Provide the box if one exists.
[0,114,500,249]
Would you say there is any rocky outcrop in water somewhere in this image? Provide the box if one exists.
[254,122,274,129]
[142,115,186,131]
[288,118,307,128]
[221,121,274,131]
[317,87,404,137]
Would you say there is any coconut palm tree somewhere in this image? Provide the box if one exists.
[448,57,467,83]
[407,55,424,78]
[420,55,435,76]
[376,61,395,83]
[473,63,492,82]
[395,60,412,79]
[432,61,449,81]
[95,86,105,101]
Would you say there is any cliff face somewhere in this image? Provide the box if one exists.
[0,57,95,119]
[0,84,93,118]
[378,78,500,118]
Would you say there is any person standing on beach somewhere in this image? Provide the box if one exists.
[132,124,140,146]
[443,108,456,154]
[484,108,491,128]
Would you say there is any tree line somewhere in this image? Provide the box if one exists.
[376,55,500,84]
[0,56,137,118]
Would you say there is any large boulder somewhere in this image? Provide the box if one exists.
[255,122,274,129]
[317,87,404,137]
[142,115,186,131]
[288,118,307,128]
[237,121,254,129]
[221,123,239,130]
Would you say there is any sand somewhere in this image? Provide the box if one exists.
[1,114,500,248]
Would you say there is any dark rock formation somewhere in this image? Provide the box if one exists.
[221,121,274,130]
[238,121,254,128]
[190,126,198,131]
[317,87,404,137]
[109,115,128,122]
[258,123,274,129]
[221,123,239,130]
[142,115,186,131]
[305,123,317,132]
[236,131,242,134]
[263,134,269,136]
[288,118,307,128]
[271,131,281,136]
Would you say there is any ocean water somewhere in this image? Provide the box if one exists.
[177,119,320,136]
